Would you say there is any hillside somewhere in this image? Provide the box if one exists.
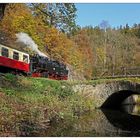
[1,4,140,79]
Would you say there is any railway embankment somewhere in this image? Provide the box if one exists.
[0,74,95,136]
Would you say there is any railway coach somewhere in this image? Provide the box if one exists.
[0,44,30,75]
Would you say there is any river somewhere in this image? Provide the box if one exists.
[40,104,140,137]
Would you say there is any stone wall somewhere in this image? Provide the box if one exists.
[72,81,140,108]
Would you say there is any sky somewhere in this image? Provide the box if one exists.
[75,3,140,28]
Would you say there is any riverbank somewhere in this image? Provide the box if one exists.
[0,74,95,136]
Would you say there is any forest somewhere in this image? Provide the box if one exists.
[0,3,140,79]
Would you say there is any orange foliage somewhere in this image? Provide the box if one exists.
[73,29,94,78]
[45,27,84,71]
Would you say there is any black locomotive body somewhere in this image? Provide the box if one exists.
[30,54,68,80]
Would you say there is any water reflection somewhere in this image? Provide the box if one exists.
[121,104,139,115]
[102,108,140,136]
[0,103,140,136]
[44,105,140,137]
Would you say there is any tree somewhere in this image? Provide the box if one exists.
[0,3,7,21]
[99,20,110,69]
[125,23,129,30]
[0,4,47,52]
[99,20,110,31]
[29,3,77,34]
[72,29,94,78]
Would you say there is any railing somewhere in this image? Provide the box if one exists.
[92,67,140,79]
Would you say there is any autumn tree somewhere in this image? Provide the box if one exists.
[0,4,47,52]
[44,27,84,72]
[28,3,77,34]
[72,29,94,79]
[78,25,140,78]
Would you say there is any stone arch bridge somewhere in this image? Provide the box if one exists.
[73,80,140,108]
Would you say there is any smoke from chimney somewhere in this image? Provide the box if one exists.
[16,32,47,57]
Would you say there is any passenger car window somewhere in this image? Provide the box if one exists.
[13,51,19,60]
[23,55,28,63]
[2,47,9,57]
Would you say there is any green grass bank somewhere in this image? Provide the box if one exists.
[0,74,95,136]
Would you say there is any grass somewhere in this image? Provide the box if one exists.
[0,74,95,136]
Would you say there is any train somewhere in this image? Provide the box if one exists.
[0,44,69,80]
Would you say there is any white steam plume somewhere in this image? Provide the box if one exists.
[16,32,47,57]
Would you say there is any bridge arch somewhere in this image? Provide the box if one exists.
[101,90,139,109]
[94,81,140,108]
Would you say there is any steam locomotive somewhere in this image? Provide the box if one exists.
[0,44,68,80]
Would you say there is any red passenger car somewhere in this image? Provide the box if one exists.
[0,44,30,74]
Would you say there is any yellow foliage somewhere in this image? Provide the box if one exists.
[96,47,105,64]
[0,4,47,51]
